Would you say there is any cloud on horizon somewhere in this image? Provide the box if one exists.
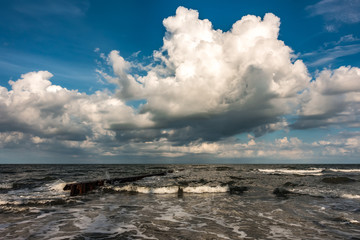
[1,6,360,162]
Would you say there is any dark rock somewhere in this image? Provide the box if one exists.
[177,187,184,198]
[273,188,291,197]
[63,171,170,196]
[198,179,208,184]
[230,176,244,181]
[229,186,248,195]
[66,180,105,196]
[322,177,356,184]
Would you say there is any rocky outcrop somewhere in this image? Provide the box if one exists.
[63,171,171,196]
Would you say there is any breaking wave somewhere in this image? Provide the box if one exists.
[112,185,179,194]
[257,168,324,176]
[328,169,360,174]
[0,183,13,190]
[111,185,229,194]
[341,194,360,200]
[183,185,229,193]
[47,180,67,192]
[0,179,68,207]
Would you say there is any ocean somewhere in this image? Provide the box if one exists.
[0,164,359,239]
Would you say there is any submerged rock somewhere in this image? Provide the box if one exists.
[229,186,248,195]
[177,187,184,198]
[273,188,291,197]
[322,177,356,184]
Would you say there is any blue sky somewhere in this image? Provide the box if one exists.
[1,0,360,163]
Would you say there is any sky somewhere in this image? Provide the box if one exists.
[1,0,360,164]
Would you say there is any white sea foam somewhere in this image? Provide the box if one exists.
[72,210,156,239]
[342,194,360,199]
[290,187,338,198]
[268,226,297,240]
[230,225,247,238]
[0,183,13,189]
[0,179,68,208]
[258,168,324,176]
[329,169,360,173]
[112,185,229,194]
[48,180,66,192]
[113,185,179,194]
[183,185,229,193]
[155,205,193,223]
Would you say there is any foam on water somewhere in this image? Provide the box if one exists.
[111,184,229,194]
[230,225,247,238]
[329,169,360,173]
[258,168,324,176]
[268,226,298,240]
[349,219,360,224]
[290,187,341,198]
[183,185,229,193]
[48,180,66,192]
[112,185,179,194]
[0,183,13,189]
[72,209,157,239]
[342,194,360,199]
[155,205,193,223]
[0,179,67,206]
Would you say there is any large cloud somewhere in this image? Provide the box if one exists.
[0,71,152,147]
[106,7,310,143]
[293,66,360,129]
[1,6,360,161]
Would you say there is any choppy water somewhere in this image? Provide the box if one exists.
[0,164,360,239]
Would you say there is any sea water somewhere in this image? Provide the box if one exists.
[0,164,359,239]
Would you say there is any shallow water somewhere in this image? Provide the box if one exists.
[0,164,360,239]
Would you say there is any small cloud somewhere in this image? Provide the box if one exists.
[248,139,256,146]
[307,0,360,31]
[324,34,360,47]
[276,137,289,146]
[247,134,255,139]
[302,44,360,67]
[337,34,359,44]
[131,51,141,58]
[94,47,100,53]
[325,24,336,32]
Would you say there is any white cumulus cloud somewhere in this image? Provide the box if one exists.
[0,71,153,147]
[294,66,360,128]
[105,6,310,143]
